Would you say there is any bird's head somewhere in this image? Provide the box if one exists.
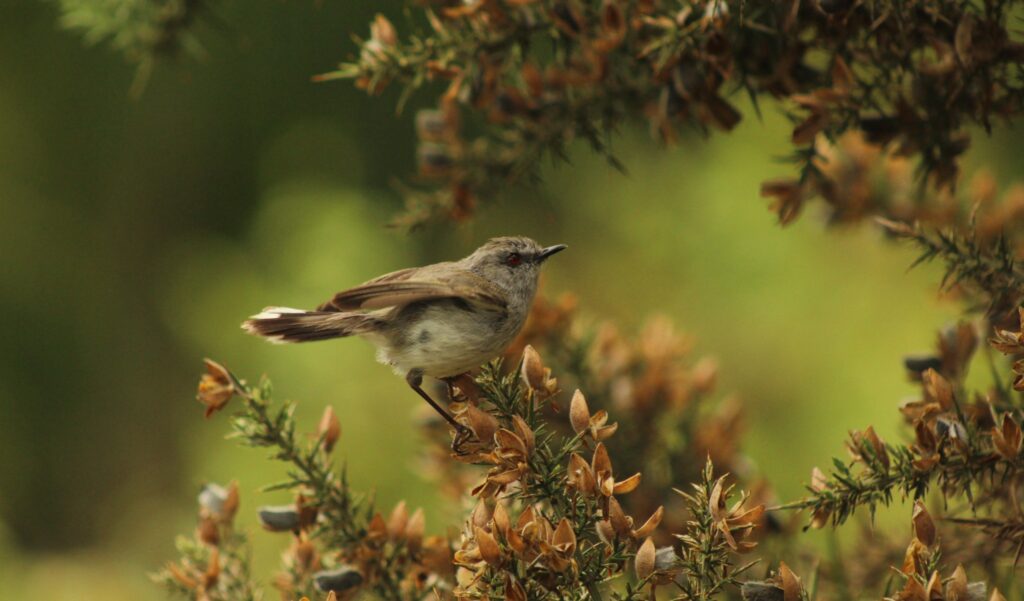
[464,236,567,299]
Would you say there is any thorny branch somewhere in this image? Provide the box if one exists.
[322,0,1024,227]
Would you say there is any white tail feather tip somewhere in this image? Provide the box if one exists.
[251,307,306,320]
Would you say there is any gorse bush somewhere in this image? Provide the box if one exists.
[57,0,1024,599]
[319,0,1024,229]
[160,299,1022,600]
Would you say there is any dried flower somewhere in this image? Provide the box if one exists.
[317,405,341,453]
[568,389,618,441]
[197,358,236,418]
[708,475,763,552]
[520,344,558,398]
[848,426,891,471]
[911,501,936,547]
[471,418,535,498]
[990,413,1022,460]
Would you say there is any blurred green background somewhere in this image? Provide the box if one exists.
[2,1,1022,599]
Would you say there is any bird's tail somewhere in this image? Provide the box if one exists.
[242,307,381,343]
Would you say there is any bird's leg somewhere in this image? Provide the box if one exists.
[406,370,474,453]
[441,374,471,402]
[442,377,457,402]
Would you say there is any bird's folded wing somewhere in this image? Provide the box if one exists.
[317,270,507,313]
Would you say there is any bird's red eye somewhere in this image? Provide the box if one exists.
[506,253,522,267]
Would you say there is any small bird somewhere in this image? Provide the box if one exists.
[242,236,567,451]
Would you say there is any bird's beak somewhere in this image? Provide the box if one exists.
[537,244,568,263]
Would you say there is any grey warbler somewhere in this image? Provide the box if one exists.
[243,236,567,451]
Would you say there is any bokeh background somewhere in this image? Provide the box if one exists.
[3,1,1023,599]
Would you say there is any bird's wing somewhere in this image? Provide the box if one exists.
[317,266,507,313]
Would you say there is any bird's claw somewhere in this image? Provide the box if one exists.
[451,424,476,455]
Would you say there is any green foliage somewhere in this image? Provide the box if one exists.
[57,0,207,93]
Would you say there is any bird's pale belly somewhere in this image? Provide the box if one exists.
[375,304,521,378]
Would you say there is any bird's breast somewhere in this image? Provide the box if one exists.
[376,300,525,378]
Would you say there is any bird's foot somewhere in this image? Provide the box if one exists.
[451,424,477,455]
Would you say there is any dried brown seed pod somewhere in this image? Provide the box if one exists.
[569,389,590,434]
[521,345,545,390]
[634,537,655,580]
